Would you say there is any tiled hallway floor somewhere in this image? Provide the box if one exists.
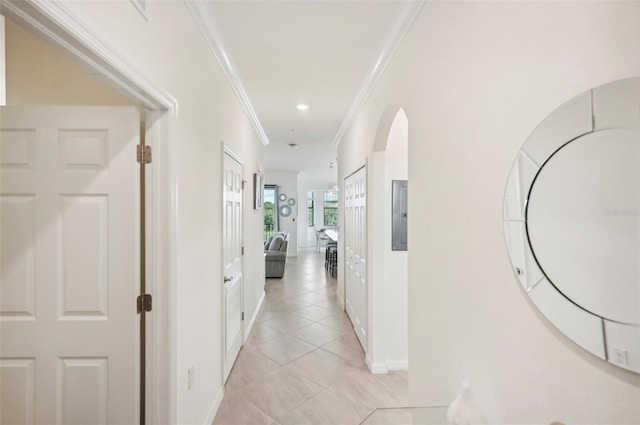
[213,248,411,425]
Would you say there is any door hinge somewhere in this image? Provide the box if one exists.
[242,312,244,321]
[241,246,245,255]
[137,145,152,164]
[137,294,152,313]
[241,180,247,189]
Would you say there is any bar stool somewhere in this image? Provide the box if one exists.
[325,241,337,270]
[328,247,338,278]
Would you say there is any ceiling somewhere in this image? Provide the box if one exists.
[198,1,421,188]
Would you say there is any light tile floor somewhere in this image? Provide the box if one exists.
[213,249,414,425]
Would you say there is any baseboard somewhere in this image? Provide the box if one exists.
[203,387,224,425]
[244,291,265,343]
[369,363,389,374]
[386,360,409,371]
[366,354,386,374]
[366,356,408,374]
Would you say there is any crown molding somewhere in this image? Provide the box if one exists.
[332,1,425,146]
[0,0,179,114]
[185,0,270,146]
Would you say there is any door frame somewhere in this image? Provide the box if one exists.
[0,2,178,423]
[221,144,245,384]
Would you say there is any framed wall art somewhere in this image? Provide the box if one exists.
[253,172,263,209]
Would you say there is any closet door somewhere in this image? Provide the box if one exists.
[344,166,367,349]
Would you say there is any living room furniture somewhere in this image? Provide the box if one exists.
[265,232,289,278]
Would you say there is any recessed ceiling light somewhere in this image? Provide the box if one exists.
[296,104,309,111]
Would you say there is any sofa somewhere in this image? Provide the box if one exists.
[264,232,289,278]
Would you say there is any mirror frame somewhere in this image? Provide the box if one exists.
[503,77,640,373]
[279,205,292,217]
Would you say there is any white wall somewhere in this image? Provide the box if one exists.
[16,3,267,424]
[383,111,408,368]
[366,109,409,373]
[5,17,131,105]
[265,170,299,256]
[338,2,640,423]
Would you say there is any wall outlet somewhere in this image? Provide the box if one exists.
[611,346,628,366]
[188,365,195,390]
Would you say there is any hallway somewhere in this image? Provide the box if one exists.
[213,249,408,425]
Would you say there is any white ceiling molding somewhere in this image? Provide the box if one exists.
[128,0,149,22]
[331,1,425,147]
[185,0,270,146]
[0,0,178,113]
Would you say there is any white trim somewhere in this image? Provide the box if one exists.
[203,387,225,425]
[386,360,409,371]
[223,144,245,165]
[366,355,389,375]
[0,0,178,114]
[368,358,388,374]
[0,15,6,106]
[147,109,176,424]
[244,291,265,343]
[331,1,425,146]
[185,1,270,146]
[366,358,408,374]
[128,0,149,22]
[345,163,367,180]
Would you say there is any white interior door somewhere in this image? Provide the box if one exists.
[222,150,243,382]
[344,166,367,349]
[0,106,139,425]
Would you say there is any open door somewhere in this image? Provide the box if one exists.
[0,106,140,424]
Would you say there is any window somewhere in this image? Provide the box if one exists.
[308,193,314,227]
[263,185,277,240]
[323,192,338,226]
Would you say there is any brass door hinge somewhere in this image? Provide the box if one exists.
[137,294,152,313]
[137,145,152,164]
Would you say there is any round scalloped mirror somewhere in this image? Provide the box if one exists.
[279,205,292,217]
[503,77,640,373]
[279,193,287,202]
[287,198,296,206]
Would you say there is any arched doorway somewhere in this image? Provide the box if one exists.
[367,108,409,372]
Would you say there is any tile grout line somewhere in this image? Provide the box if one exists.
[217,249,366,424]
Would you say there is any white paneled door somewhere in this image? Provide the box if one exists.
[0,107,139,425]
[344,166,367,349]
[222,151,243,382]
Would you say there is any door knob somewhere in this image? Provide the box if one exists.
[224,276,233,283]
